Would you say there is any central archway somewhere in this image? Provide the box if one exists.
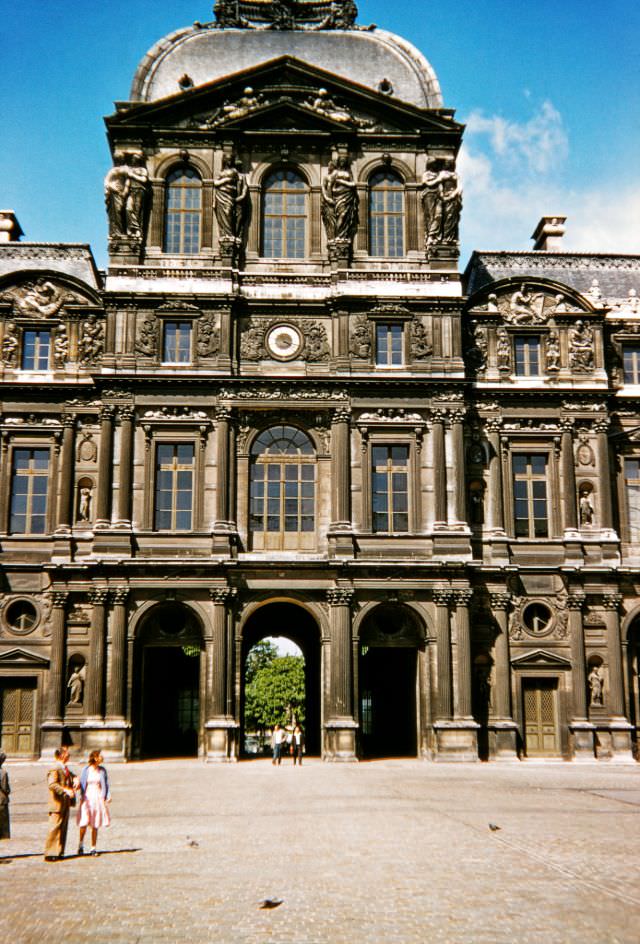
[134,602,204,758]
[241,601,321,757]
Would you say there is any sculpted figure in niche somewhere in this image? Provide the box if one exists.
[2,323,19,367]
[53,326,69,368]
[67,663,86,705]
[78,314,104,365]
[104,154,130,239]
[321,156,359,244]
[78,486,92,522]
[135,317,158,357]
[588,664,604,707]
[569,320,594,371]
[579,486,594,526]
[496,327,511,372]
[213,155,249,242]
[545,331,561,372]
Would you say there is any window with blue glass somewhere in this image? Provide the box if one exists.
[262,169,306,258]
[22,330,50,370]
[10,448,49,534]
[624,458,640,542]
[154,443,194,531]
[371,444,409,533]
[515,336,541,376]
[164,166,202,254]
[513,453,548,537]
[369,169,405,257]
[623,345,640,384]
[376,323,403,366]
[163,321,192,363]
[250,426,315,549]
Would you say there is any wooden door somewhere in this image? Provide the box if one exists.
[0,680,36,754]
[523,678,559,756]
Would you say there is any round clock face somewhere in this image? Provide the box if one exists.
[265,323,303,361]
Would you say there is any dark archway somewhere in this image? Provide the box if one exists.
[626,617,640,757]
[241,601,321,757]
[358,604,423,758]
[134,602,203,758]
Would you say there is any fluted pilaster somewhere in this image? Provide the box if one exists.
[433,590,452,720]
[56,415,76,530]
[490,593,512,720]
[85,589,109,719]
[45,592,69,722]
[107,588,129,720]
[561,421,578,531]
[452,589,474,718]
[567,593,587,720]
[327,588,354,718]
[331,409,351,529]
[95,406,115,527]
[116,406,135,526]
[432,412,447,526]
[602,594,625,717]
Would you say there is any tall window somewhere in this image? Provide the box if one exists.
[515,336,541,376]
[369,169,405,257]
[623,345,640,384]
[376,323,403,366]
[22,330,50,370]
[262,169,306,258]
[10,448,49,534]
[250,426,315,549]
[371,444,409,532]
[162,322,192,363]
[154,443,195,531]
[513,454,548,537]
[624,458,640,542]
[164,166,202,254]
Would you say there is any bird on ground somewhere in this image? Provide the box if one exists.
[259,898,283,909]
[488,823,501,831]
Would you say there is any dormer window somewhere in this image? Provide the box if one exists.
[164,166,202,254]
[369,169,405,257]
[514,335,541,376]
[22,329,51,370]
[262,169,307,258]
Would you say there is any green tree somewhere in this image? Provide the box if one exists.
[245,655,305,735]
[245,638,279,684]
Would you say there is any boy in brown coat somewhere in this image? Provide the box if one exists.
[44,746,76,861]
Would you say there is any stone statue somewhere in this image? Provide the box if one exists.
[105,153,149,241]
[410,319,432,360]
[569,321,594,371]
[302,320,330,361]
[350,315,372,358]
[440,158,462,244]
[53,326,69,368]
[496,327,511,372]
[267,0,296,30]
[78,486,92,522]
[213,87,262,125]
[509,284,536,322]
[136,317,158,357]
[311,88,355,125]
[545,331,561,372]
[1,323,19,367]
[213,0,247,28]
[321,156,359,245]
[78,314,104,365]
[588,665,604,707]
[13,280,68,318]
[104,154,130,239]
[421,157,462,253]
[196,314,220,357]
[213,155,249,242]
[579,488,594,526]
[125,154,149,239]
[67,663,86,705]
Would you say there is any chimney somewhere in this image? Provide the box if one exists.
[531,216,566,251]
[0,210,24,243]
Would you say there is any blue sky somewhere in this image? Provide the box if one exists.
[1,0,638,268]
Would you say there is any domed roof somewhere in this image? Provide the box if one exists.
[130,25,443,110]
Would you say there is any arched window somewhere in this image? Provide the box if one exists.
[250,426,315,550]
[369,169,405,257]
[262,169,307,258]
[164,166,202,254]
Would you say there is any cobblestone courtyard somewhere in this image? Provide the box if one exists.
[1,758,639,943]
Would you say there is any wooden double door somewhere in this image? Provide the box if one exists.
[0,679,36,755]
[523,678,560,756]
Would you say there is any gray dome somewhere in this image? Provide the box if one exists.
[130,26,443,109]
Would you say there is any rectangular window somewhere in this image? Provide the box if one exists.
[9,448,49,534]
[512,453,548,538]
[515,336,541,376]
[624,457,640,542]
[163,322,192,363]
[376,323,403,367]
[154,443,194,531]
[21,330,50,370]
[371,444,409,533]
[623,346,640,384]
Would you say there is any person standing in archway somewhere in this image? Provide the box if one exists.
[271,723,285,765]
[292,724,304,766]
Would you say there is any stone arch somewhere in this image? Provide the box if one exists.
[154,151,211,181]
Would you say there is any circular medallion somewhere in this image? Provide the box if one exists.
[265,324,303,361]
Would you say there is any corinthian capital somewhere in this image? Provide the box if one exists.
[326,588,354,607]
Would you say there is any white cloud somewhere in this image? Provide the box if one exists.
[464,101,568,175]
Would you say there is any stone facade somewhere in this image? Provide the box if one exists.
[0,2,639,764]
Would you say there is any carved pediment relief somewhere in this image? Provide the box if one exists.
[0,647,49,667]
[0,277,93,319]
[469,280,591,325]
[510,649,572,669]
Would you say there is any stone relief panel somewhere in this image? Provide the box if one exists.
[475,284,586,324]
[196,313,221,358]
[0,278,91,318]
[509,596,568,641]
[135,315,159,357]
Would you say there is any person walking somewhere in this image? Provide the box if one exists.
[271,723,285,766]
[0,751,10,839]
[292,724,304,766]
[44,746,77,861]
[77,750,111,856]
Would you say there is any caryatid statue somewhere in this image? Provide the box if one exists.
[104,152,149,242]
[213,155,250,252]
[104,154,129,239]
[124,154,149,239]
[321,156,359,252]
[421,156,462,254]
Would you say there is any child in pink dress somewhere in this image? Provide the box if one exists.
[77,750,111,856]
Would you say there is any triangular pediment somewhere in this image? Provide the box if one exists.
[0,647,50,668]
[108,56,462,139]
[511,648,572,669]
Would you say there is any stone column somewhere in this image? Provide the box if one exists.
[595,420,613,530]
[450,411,467,525]
[602,593,633,759]
[95,406,115,527]
[486,420,504,532]
[215,407,231,528]
[116,406,135,527]
[205,588,237,761]
[452,589,474,719]
[56,414,76,531]
[106,588,129,721]
[566,592,594,758]
[85,589,109,720]
[45,592,69,723]
[325,588,357,761]
[432,411,447,526]
[561,420,578,531]
[488,593,518,759]
[433,590,452,720]
[331,409,352,529]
